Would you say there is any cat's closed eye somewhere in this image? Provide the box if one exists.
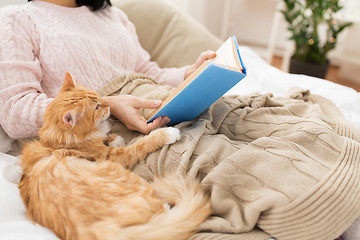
[95,104,101,110]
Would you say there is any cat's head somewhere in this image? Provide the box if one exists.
[39,73,111,145]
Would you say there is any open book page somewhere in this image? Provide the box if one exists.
[208,36,241,71]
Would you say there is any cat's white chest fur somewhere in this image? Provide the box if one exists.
[87,120,110,140]
[109,135,126,147]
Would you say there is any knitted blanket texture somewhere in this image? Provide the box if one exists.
[98,73,360,240]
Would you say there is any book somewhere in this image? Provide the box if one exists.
[146,35,247,125]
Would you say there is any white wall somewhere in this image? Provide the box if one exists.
[171,0,359,57]
[0,0,26,8]
[170,0,360,83]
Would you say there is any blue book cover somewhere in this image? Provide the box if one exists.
[147,35,247,126]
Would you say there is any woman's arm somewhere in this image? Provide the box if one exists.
[0,8,51,139]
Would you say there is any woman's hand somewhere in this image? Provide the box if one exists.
[103,95,169,134]
[184,50,216,79]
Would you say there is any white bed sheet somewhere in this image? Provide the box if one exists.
[0,46,359,240]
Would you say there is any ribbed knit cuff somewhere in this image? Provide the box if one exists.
[156,66,188,88]
[258,138,360,240]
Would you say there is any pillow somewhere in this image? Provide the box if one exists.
[111,0,222,68]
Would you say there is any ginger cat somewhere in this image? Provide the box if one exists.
[18,73,211,240]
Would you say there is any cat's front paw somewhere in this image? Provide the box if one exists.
[149,127,181,145]
[163,127,181,144]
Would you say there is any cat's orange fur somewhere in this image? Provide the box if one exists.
[18,73,211,240]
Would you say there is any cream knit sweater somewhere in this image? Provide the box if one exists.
[0,0,186,139]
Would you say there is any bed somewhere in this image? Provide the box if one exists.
[1,0,360,239]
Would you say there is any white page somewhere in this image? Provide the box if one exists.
[208,37,239,69]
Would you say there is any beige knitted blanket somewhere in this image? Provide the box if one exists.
[98,73,360,240]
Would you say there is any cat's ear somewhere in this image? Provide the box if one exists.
[62,108,83,128]
[61,72,75,92]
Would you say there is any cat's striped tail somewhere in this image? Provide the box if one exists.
[120,174,211,240]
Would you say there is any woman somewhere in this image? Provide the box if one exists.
[0,0,215,138]
[2,1,360,239]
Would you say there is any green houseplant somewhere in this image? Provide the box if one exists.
[281,0,352,78]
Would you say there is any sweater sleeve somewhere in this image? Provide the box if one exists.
[114,8,187,87]
[0,8,52,139]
